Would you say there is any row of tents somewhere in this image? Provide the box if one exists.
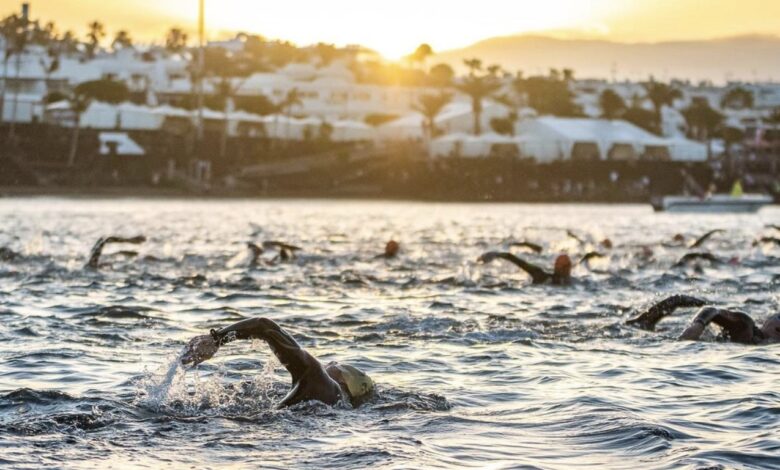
[43,101,708,162]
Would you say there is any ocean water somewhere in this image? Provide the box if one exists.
[0,198,778,469]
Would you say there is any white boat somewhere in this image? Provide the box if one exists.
[652,194,774,213]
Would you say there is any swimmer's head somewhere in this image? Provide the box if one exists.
[325,362,376,407]
[760,314,780,341]
[553,254,572,280]
[600,238,613,250]
[385,240,400,258]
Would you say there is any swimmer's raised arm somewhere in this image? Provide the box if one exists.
[673,252,720,268]
[86,235,146,269]
[478,252,549,284]
[184,318,313,383]
[689,229,724,249]
[626,295,708,331]
[509,241,543,254]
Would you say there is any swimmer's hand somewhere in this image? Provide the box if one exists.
[181,335,219,366]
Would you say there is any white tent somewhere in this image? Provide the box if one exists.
[99,132,145,155]
[376,113,425,141]
[331,120,373,142]
[430,133,517,158]
[116,102,164,130]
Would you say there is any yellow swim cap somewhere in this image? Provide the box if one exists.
[326,363,375,407]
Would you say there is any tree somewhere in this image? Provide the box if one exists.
[67,93,92,167]
[2,13,31,138]
[721,87,754,110]
[413,91,453,141]
[364,113,399,127]
[456,58,501,135]
[490,117,514,136]
[312,42,340,66]
[623,106,659,135]
[642,79,681,125]
[86,21,105,58]
[682,98,724,158]
[513,70,581,117]
[111,30,133,51]
[235,94,276,116]
[165,28,188,54]
[721,126,745,156]
[74,79,130,104]
[428,63,454,88]
[409,43,433,69]
[599,89,626,120]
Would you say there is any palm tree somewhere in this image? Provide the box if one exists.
[721,87,754,110]
[409,43,433,70]
[6,14,30,139]
[277,88,302,140]
[413,91,453,141]
[642,78,681,127]
[599,89,626,120]
[456,58,501,135]
[681,99,723,159]
[86,21,105,58]
[493,93,521,135]
[165,28,188,54]
[111,30,133,51]
[67,93,92,167]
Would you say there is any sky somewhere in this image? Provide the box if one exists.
[4,0,780,59]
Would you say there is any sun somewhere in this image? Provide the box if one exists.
[161,0,623,60]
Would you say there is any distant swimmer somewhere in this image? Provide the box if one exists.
[688,229,725,249]
[247,242,265,267]
[182,317,376,408]
[626,294,780,344]
[86,236,146,269]
[579,251,606,266]
[376,240,400,259]
[508,241,543,254]
[664,229,724,249]
[262,241,302,262]
[673,252,721,268]
[753,237,780,247]
[566,230,587,246]
[766,224,780,232]
[0,247,19,262]
[477,252,572,285]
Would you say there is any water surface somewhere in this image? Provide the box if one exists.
[0,199,778,469]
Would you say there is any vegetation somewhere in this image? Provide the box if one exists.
[721,87,754,110]
[456,58,502,135]
[599,89,626,120]
[513,69,582,117]
[74,79,130,104]
[413,91,454,140]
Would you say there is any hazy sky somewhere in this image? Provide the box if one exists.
[6,0,780,58]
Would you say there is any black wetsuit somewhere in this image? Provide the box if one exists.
[627,295,765,344]
[479,252,568,285]
[86,236,146,269]
[211,318,344,407]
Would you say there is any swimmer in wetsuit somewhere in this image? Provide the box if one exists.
[262,241,302,262]
[86,236,146,269]
[0,247,19,262]
[376,240,400,259]
[626,294,780,344]
[181,317,376,408]
[477,252,572,285]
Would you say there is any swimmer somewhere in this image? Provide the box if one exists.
[0,247,19,262]
[477,252,572,285]
[673,252,720,268]
[508,241,543,254]
[262,241,302,262]
[688,229,725,249]
[579,251,606,266]
[181,317,376,408]
[766,224,780,232]
[376,240,400,259]
[753,237,780,247]
[86,235,146,269]
[664,230,724,249]
[626,295,780,344]
[247,242,264,267]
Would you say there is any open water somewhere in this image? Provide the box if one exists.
[0,198,778,469]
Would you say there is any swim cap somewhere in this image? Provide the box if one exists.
[761,314,780,340]
[554,254,572,276]
[385,240,400,258]
[326,363,375,407]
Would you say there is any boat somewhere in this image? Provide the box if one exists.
[651,193,774,213]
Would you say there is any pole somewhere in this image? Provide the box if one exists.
[196,0,205,141]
